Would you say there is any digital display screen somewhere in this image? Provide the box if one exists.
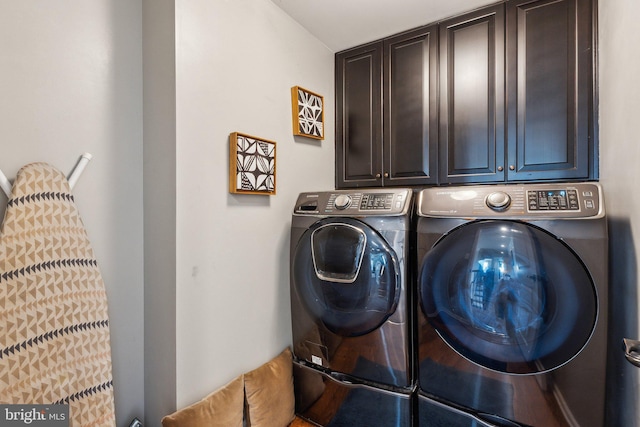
[528,189,579,211]
[360,193,394,210]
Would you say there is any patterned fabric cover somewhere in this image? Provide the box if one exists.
[0,163,116,426]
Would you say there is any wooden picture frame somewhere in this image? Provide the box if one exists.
[229,132,276,195]
[291,86,324,140]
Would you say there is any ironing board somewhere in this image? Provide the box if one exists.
[0,163,116,426]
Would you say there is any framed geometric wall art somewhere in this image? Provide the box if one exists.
[229,132,276,195]
[291,86,324,140]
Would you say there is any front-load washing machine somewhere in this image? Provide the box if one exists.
[290,188,414,426]
[415,183,607,427]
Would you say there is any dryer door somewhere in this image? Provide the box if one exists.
[419,220,598,374]
[293,217,400,337]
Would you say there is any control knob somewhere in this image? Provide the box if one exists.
[334,194,352,210]
[486,191,511,211]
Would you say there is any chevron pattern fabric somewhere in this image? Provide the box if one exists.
[0,163,116,426]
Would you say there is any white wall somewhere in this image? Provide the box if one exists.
[174,0,334,407]
[0,1,144,425]
[599,0,640,425]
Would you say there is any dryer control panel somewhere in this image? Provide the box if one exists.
[294,189,412,216]
[418,183,603,219]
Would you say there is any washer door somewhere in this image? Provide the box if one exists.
[419,220,598,374]
[293,218,400,337]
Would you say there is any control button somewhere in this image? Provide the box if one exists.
[334,194,352,210]
[486,191,511,211]
[567,190,580,210]
[585,200,595,210]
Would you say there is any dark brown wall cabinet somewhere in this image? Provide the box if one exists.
[439,5,506,183]
[336,25,438,188]
[336,0,596,188]
[505,0,594,182]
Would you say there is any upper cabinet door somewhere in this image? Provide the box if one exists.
[335,42,383,188]
[383,25,439,186]
[336,0,596,188]
[439,5,506,184]
[506,0,594,181]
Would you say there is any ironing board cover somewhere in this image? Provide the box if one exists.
[0,163,116,426]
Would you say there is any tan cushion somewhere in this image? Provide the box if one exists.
[161,374,244,427]
[245,348,295,427]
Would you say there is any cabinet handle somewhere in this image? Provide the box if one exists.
[375,173,381,179]
[384,172,389,178]
[509,165,515,171]
[497,166,504,172]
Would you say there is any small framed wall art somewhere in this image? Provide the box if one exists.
[291,86,324,140]
[229,132,276,195]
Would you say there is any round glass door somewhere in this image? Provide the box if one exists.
[293,218,400,337]
[419,220,598,374]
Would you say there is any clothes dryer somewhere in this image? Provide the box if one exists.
[415,183,608,427]
[290,188,414,426]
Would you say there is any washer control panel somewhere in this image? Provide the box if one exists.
[294,189,412,216]
[526,189,580,211]
[418,183,603,219]
[359,193,396,210]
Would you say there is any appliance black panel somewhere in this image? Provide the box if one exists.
[419,220,597,375]
[290,188,414,426]
[292,217,400,337]
[293,361,412,427]
[416,183,607,427]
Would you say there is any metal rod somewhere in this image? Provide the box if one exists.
[0,152,93,197]
[67,152,93,190]
[0,167,11,197]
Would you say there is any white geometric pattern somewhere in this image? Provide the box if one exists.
[235,135,275,193]
[293,87,324,139]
